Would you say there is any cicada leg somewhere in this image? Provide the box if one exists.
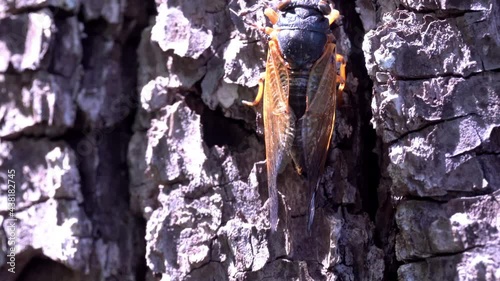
[264,8,279,24]
[242,72,265,107]
[326,8,341,25]
[233,5,279,34]
[336,54,346,94]
[242,27,279,107]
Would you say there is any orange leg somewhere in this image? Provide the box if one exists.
[326,8,341,25]
[242,72,265,107]
[336,54,346,94]
[241,1,282,108]
[242,27,279,107]
[264,8,279,25]
[232,5,279,33]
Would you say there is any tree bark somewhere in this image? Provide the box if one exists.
[0,0,498,280]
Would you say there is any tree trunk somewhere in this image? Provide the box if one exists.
[0,0,498,280]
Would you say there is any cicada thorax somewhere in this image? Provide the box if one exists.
[274,2,331,70]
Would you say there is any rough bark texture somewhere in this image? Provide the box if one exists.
[0,0,498,281]
[364,0,500,280]
[0,0,152,280]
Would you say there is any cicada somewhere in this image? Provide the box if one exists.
[243,0,346,231]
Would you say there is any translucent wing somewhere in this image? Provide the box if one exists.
[301,43,338,230]
[263,39,294,231]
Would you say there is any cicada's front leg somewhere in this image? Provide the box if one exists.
[336,54,346,94]
[242,72,265,107]
[241,6,279,107]
[326,8,340,25]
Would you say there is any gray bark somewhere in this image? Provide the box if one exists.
[0,0,498,280]
[365,0,500,280]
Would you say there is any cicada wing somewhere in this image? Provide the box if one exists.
[263,40,293,231]
[302,43,338,230]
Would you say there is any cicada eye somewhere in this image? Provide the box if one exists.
[318,0,332,15]
[277,0,291,11]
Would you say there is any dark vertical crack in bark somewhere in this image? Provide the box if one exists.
[64,0,156,280]
[334,0,395,279]
[333,0,379,227]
